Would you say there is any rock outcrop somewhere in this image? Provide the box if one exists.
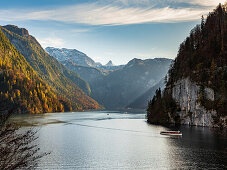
[170,77,217,127]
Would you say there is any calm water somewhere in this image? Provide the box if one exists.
[11,111,227,169]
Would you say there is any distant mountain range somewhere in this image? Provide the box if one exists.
[46,47,172,109]
[91,58,172,109]
[46,47,125,73]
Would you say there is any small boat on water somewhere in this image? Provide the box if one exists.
[160,131,182,136]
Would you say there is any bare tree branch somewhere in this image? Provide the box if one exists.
[0,109,48,170]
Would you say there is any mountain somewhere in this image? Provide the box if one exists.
[1,25,101,110]
[95,64,125,72]
[105,60,114,66]
[91,58,172,109]
[46,46,172,109]
[46,47,97,67]
[128,79,165,109]
[61,60,104,83]
[46,47,125,72]
[147,3,227,128]
[46,47,105,83]
[0,29,71,114]
[46,47,125,83]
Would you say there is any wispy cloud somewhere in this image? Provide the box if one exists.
[114,0,226,7]
[37,37,64,48]
[174,0,226,7]
[70,28,91,33]
[116,0,151,6]
[0,0,225,26]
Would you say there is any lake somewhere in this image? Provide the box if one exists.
[11,111,227,169]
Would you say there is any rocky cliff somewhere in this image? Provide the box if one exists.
[169,77,218,127]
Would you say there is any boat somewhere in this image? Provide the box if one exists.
[160,131,182,136]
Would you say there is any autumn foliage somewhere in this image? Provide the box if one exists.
[0,29,71,113]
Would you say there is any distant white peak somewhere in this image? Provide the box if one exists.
[105,60,114,66]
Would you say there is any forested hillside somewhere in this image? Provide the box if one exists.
[0,25,101,110]
[0,29,72,113]
[147,3,227,128]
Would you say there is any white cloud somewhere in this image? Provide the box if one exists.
[174,0,226,7]
[117,0,226,7]
[37,37,64,48]
[114,0,226,7]
[116,0,151,5]
[0,0,224,26]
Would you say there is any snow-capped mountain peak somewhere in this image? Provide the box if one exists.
[45,47,96,67]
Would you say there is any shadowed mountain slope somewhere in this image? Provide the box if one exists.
[91,58,172,109]
[128,79,165,109]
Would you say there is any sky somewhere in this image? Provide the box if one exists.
[0,0,225,65]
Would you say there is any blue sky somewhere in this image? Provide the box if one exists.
[0,0,225,65]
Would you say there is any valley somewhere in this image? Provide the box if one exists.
[47,47,172,109]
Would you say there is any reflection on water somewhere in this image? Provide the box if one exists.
[11,111,227,169]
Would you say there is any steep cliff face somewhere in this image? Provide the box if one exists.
[170,78,217,127]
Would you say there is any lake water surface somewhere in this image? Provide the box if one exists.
[11,111,227,169]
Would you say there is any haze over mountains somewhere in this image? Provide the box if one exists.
[91,58,172,109]
[47,47,172,109]
[128,78,165,109]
